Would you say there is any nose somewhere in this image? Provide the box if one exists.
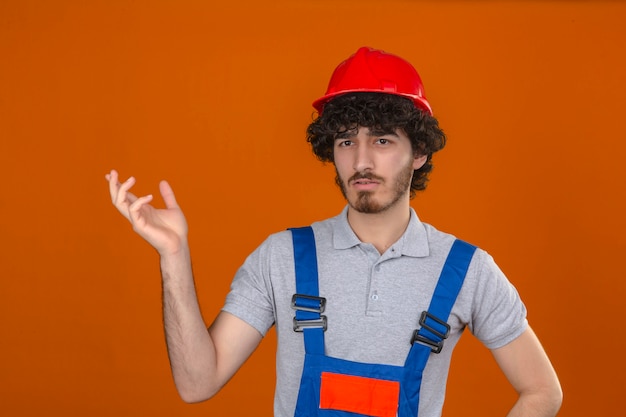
[353,141,374,173]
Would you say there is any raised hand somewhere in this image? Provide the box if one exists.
[105,169,188,256]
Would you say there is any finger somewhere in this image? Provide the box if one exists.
[159,180,180,209]
[126,189,139,203]
[106,170,138,205]
[115,176,137,206]
[107,169,120,203]
[128,194,154,223]
[105,168,118,182]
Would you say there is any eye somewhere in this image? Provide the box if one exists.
[376,138,390,145]
[337,140,353,147]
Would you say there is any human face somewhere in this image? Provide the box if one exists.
[333,126,427,214]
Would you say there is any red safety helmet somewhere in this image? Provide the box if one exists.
[312,46,433,116]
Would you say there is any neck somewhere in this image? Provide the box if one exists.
[346,198,412,254]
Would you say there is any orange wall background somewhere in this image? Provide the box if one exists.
[1,0,625,415]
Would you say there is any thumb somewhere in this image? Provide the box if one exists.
[159,180,179,209]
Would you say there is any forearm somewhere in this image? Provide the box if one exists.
[494,328,563,417]
[160,246,218,403]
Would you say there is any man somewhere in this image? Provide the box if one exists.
[106,47,562,416]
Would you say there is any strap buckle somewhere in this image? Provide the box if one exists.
[292,316,328,332]
[291,294,326,313]
[410,311,451,354]
[291,294,327,332]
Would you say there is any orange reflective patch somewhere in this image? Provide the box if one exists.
[319,372,400,417]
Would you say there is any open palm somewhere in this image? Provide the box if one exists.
[106,170,188,256]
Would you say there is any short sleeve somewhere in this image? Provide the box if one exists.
[468,252,528,349]
[222,236,278,336]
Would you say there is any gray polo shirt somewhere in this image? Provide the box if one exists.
[223,206,527,417]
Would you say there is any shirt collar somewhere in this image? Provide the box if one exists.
[332,205,430,257]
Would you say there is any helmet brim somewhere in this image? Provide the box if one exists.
[312,89,433,116]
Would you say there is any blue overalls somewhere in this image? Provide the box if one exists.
[289,226,476,417]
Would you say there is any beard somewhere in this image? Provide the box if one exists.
[336,160,414,214]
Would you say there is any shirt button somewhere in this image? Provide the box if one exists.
[371,293,379,301]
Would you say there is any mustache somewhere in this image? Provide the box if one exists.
[348,171,384,183]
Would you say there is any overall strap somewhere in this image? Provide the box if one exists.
[419,239,476,345]
[400,239,477,417]
[290,226,326,355]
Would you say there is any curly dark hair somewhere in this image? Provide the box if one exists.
[306,92,446,196]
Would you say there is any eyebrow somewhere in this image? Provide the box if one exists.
[334,128,399,140]
[368,128,399,138]
[335,130,356,140]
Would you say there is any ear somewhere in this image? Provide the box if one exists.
[413,154,428,170]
